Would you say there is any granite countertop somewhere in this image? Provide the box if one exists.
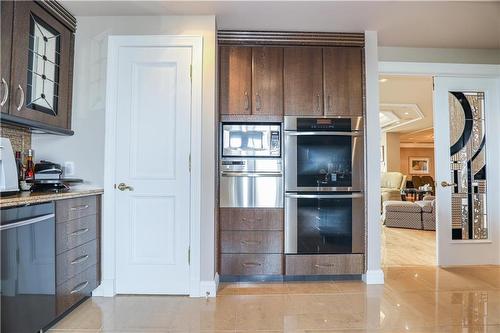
[0,188,104,208]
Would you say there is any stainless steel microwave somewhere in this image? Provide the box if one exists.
[221,123,281,158]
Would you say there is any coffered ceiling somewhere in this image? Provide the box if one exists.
[61,1,500,49]
[379,75,434,137]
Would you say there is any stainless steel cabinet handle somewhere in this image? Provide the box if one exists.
[117,182,134,191]
[256,94,262,111]
[70,281,89,294]
[327,95,332,112]
[242,262,262,267]
[315,263,335,268]
[241,240,261,245]
[71,254,89,265]
[0,78,8,107]
[244,91,249,110]
[69,228,89,237]
[221,172,282,177]
[286,193,364,199]
[16,85,24,111]
[70,204,89,211]
[285,131,363,137]
[316,94,321,113]
[241,218,263,223]
[441,181,457,188]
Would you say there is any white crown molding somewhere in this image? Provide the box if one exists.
[400,142,435,148]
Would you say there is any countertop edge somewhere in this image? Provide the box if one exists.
[0,189,104,208]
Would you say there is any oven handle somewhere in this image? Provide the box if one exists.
[0,213,55,231]
[285,193,363,199]
[221,172,282,177]
[285,131,363,136]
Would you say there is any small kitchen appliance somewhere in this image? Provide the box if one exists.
[0,137,20,194]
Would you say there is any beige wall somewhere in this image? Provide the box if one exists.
[400,147,435,180]
[382,132,401,172]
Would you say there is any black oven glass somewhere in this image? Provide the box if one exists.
[297,135,352,188]
[297,197,352,254]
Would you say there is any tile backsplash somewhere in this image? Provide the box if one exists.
[0,125,31,153]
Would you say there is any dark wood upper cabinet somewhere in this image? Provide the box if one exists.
[0,1,14,114]
[219,46,252,115]
[323,47,363,116]
[8,1,74,130]
[252,47,283,116]
[284,47,323,116]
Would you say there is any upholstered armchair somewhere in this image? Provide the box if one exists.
[381,172,407,206]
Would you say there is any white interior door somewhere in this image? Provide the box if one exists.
[114,44,192,294]
[434,76,500,266]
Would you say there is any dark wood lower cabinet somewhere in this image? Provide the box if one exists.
[55,195,101,317]
[220,208,284,276]
[221,254,283,275]
[56,265,98,315]
[285,254,364,275]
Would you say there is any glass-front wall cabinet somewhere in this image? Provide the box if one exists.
[1,1,75,133]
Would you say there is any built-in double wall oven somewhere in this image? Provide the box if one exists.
[284,116,365,255]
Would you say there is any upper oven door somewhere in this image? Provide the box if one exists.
[222,123,281,158]
[285,131,364,192]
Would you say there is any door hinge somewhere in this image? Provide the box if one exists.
[432,77,435,91]
[189,64,192,81]
[189,153,191,172]
[188,247,191,265]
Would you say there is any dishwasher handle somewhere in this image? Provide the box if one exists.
[0,213,55,231]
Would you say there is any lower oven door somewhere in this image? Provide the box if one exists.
[285,192,364,254]
[220,172,283,208]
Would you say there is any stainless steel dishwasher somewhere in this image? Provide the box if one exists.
[1,202,56,333]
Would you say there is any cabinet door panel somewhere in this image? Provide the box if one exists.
[252,47,283,116]
[323,47,363,116]
[284,47,323,116]
[1,1,13,114]
[9,1,72,129]
[219,46,252,115]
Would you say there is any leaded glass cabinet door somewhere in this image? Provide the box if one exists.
[434,77,499,266]
[9,1,73,130]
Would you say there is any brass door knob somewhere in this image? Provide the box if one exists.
[440,181,457,188]
[117,182,134,191]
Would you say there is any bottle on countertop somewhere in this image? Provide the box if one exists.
[15,151,24,181]
[24,149,35,181]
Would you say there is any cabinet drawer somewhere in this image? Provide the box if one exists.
[57,239,97,286]
[56,196,97,223]
[221,231,283,254]
[221,254,282,275]
[56,264,98,315]
[220,208,283,231]
[56,214,97,255]
[285,254,364,276]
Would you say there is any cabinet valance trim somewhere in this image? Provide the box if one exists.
[218,30,365,47]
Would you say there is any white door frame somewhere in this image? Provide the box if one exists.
[379,61,500,266]
[96,35,203,297]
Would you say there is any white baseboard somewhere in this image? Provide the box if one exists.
[363,269,385,284]
[198,274,218,298]
[92,278,116,297]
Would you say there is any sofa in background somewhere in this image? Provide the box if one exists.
[382,196,436,231]
[381,172,407,205]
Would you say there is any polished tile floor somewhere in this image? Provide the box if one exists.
[50,266,500,332]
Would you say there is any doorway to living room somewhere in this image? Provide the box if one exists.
[379,75,436,267]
